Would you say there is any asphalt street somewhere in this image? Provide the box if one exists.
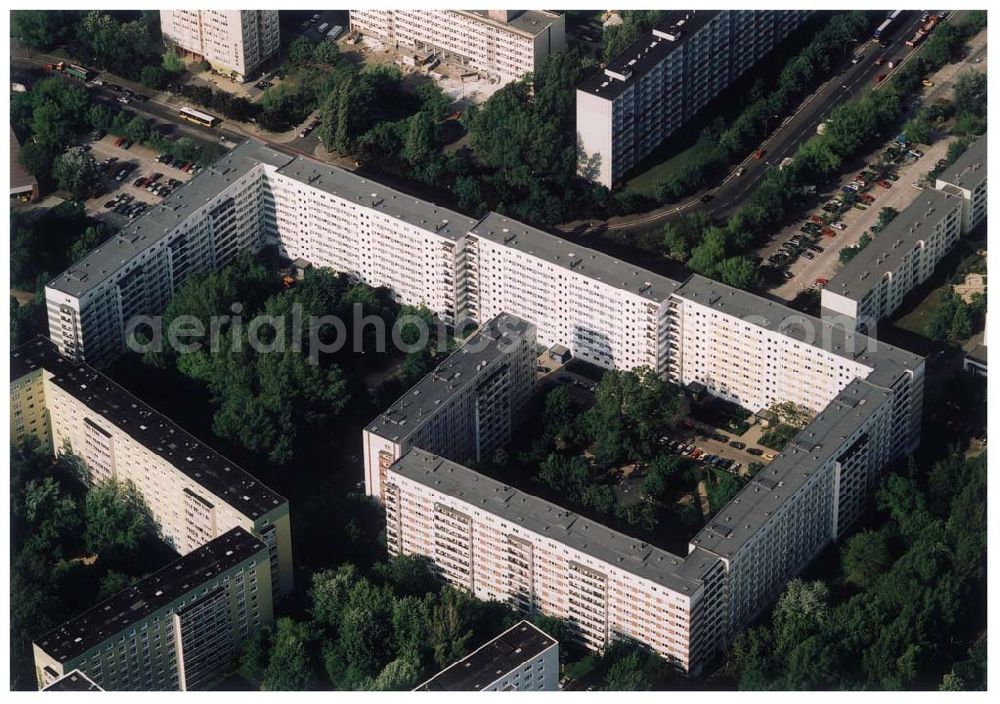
[557,10,932,235]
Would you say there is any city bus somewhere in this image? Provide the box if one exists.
[178,106,220,128]
[874,10,903,39]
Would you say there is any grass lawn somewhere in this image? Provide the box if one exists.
[623,138,717,198]
[895,285,949,338]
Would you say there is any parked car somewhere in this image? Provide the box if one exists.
[753,149,766,160]
[923,80,935,87]
[815,278,829,288]
[877,179,893,189]
[912,182,926,190]
[809,244,824,253]
[729,441,746,450]
[809,215,825,225]
[747,447,764,456]
[821,227,836,238]
[875,73,886,83]
[802,251,815,260]
[831,222,847,230]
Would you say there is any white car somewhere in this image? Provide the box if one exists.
[912,182,926,190]
[831,222,847,230]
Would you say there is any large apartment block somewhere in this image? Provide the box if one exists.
[415,621,559,691]
[349,9,565,85]
[576,10,810,187]
[160,10,280,81]
[44,141,476,366]
[363,313,536,500]
[376,275,923,674]
[44,142,292,368]
[33,528,274,691]
[10,337,294,598]
[822,136,986,331]
[821,190,964,330]
[385,449,727,674]
[935,135,987,233]
[383,335,922,673]
[467,213,679,373]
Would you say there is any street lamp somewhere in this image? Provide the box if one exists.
[763,114,780,139]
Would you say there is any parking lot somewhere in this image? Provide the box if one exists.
[760,29,988,301]
[658,422,774,478]
[84,134,197,227]
[759,137,947,298]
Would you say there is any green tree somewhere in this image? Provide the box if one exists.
[718,256,759,290]
[841,529,891,587]
[53,149,102,199]
[83,479,153,560]
[263,618,319,690]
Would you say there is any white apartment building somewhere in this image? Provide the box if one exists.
[363,313,535,501]
[160,10,280,81]
[672,275,881,413]
[349,9,565,85]
[468,213,680,373]
[415,621,559,691]
[267,156,477,327]
[44,140,477,366]
[689,377,899,634]
[10,337,294,598]
[33,528,273,691]
[45,141,292,368]
[935,135,987,233]
[576,10,810,188]
[821,189,964,329]
[385,449,728,675]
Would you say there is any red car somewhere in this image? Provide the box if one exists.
[815,278,829,288]
[821,227,836,238]
[809,214,825,225]
[875,74,887,83]
[114,136,125,147]
[877,179,893,189]
[753,149,766,160]
[859,193,876,204]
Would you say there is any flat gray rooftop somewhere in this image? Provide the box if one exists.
[275,158,476,241]
[392,448,719,596]
[35,528,265,665]
[690,377,893,559]
[825,189,961,302]
[674,274,923,379]
[11,337,287,521]
[937,135,987,192]
[47,137,476,300]
[471,212,682,303]
[416,620,555,691]
[577,11,719,99]
[463,10,563,39]
[366,313,534,443]
[47,139,294,298]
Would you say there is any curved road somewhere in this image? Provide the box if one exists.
[556,10,935,236]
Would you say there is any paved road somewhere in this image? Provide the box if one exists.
[763,25,987,300]
[11,48,331,164]
[556,10,933,236]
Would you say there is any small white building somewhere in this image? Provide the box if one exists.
[415,621,559,691]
